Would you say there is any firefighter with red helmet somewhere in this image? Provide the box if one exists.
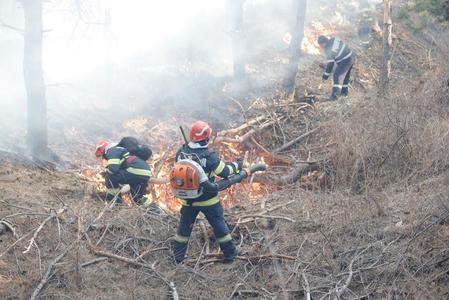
[171,121,243,263]
[94,139,153,206]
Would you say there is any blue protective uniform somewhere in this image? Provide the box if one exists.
[322,37,354,100]
[102,145,152,203]
[172,141,241,263]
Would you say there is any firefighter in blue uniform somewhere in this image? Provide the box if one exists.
[94,140,153,206]
[318,35,354,101]
[171,121,243,263]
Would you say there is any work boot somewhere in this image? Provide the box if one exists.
[220,240,237,263]
[171,240,188,264]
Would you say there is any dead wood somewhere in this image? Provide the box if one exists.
[273,127,320,153]
[216,115,267,137]
[29,243,75,300]
[23,208,66,254]
[236,214,296,224]
[254,162,320,185]
[213,121,275,144]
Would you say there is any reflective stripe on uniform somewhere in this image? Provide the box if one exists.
[107,158,122,166]
[232,162,240,174]
[336,51,352,63]
[217,234,232,244]
[333,84,343,89]
[213,161,226,176]
[126,167,152,177]
[180,197,220,207]
[336,44,346,58]
[227,165,234,175]
[175,234,189,243]
[331,38,340,52]
[323,72,331,76]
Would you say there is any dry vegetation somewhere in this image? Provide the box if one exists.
[2,4,449,300]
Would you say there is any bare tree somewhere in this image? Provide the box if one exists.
[228,0,245,80]
[283,0,307,92]
[22,0,48,160]
[380,0,392,93]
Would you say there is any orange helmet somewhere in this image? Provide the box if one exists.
[95,140,109,157]
[189,121,212,142]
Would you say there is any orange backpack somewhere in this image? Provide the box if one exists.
[169,159,208,199]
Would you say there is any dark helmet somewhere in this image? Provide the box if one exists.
[317,35,329,46]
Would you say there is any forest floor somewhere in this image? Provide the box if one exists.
[2,1,449,299]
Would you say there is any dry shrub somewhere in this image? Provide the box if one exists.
[327,35,449,192]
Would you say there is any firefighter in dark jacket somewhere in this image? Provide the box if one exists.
[318,35,354,101]
[94,140,153,206]
[171,121,243,263]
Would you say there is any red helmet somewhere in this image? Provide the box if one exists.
[189,121,212,142]
[95,140,109,157]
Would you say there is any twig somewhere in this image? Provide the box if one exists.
[23,212,57,254]
[302,272,311,300]
[237,214,296,224]
[80,257,108,268]
[29,243,75,300]
[0,230,34,257]
[273,127,320,153]
[333,256,355,299]
[170,282,180,300]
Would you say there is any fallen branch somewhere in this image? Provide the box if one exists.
[254,162,320,185]
[81,221,171,287]
[170,282,180,300]
[213,121,275,144]
[302,272,311,300]
[80,257,108,268]
[273,127,320,153]
[189,253,297,264]
[23,212,57,254]
[216,115,267,137]
[237,214,296,224]
[29,243,75,300]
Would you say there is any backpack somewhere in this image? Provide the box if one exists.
[169,159,208,199]
[118,137,152,161]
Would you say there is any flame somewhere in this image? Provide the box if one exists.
[81,119,269,212]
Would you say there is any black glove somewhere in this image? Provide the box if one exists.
[232,158,244,174]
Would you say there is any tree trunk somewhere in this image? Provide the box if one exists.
[380,0,392,93]
[228,0,245,80]
[23,0,47,160]
[283,0,307,92]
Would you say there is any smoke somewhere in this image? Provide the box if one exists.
[0,0,378,157]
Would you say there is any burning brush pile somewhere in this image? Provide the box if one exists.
[79,96,325,212]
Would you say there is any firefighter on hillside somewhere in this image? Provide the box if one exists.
[170,121,244,263]
[94,139,153,206]
[318,35,354,101]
